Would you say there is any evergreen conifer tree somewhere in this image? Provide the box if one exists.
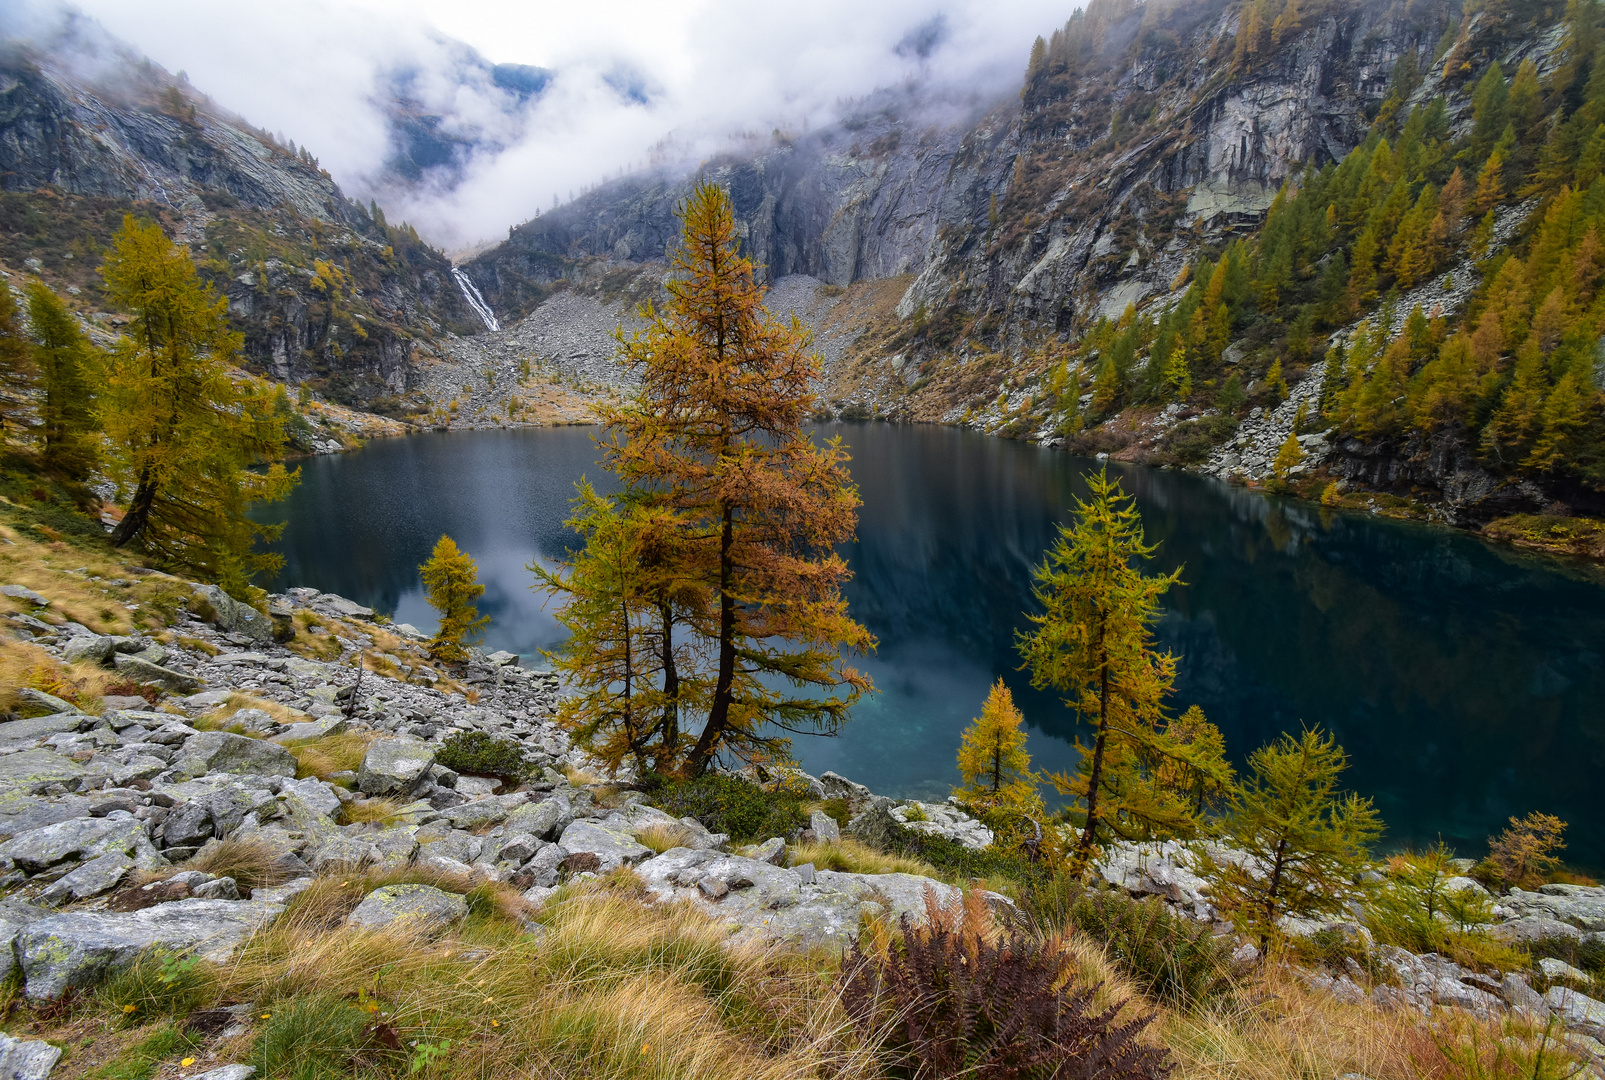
[954,679,1041,811]
[1204,728,1382,943]
[1018,468,1200,864]
[100,216,296,592]
[421,534,489,664]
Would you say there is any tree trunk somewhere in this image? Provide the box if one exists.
[657,598,680,762]
[1262,836,1289,944]
[688,502,736,774]
[110,468,156,548]
[1076,635,1112,864]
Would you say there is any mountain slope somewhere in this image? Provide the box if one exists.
[0,18,479,409]
[465,0,1604,524]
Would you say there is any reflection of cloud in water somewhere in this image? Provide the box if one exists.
[789,639,1079,805]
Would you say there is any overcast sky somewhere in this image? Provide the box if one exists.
[24,0,1075,251]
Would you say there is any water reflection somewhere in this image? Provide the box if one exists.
[263,424,1605,867]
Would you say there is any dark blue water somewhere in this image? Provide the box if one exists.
[262,424,1605,867]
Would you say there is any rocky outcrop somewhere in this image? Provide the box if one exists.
[0,31,477,406]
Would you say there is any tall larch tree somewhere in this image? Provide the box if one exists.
[600,181,874,775]
[1018,468,1191,864]
[26,281,100,484]
[954,679,1041,811]
[100,216,296,592]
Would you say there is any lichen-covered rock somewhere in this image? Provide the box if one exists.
[170,732,297,779]
[346,884,467,933]
[18,898,285,999]
[42,851,136,903]
[112,654,202,693]
[62,634,117,665]
[192,584,275,646]
[809,810,841,845]
[357,737,435,796]
[1095,840,1219,921]
[634,847,987,953]
[0,815,154,874]
[1547,986,1605,1038]
[1499,884,1605,932]
[191,1066,257,1080]
[890,801,993,850]
[557,819,651,872]
[0,713,86,747]
[0,1032,62,1080]
[504,795,571,840]
[0,748,85,793]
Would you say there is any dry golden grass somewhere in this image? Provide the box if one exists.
[0,527,136,635]
[182,838,300,891]
[788,838,942,879]
[286,729,375,780]
[339,797,406,826]
[636,822,694,854]
[207,873,881,1080]
[192,691,307,732]
[0,636,134,715]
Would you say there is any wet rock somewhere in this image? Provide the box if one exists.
[347,884,467,934]
[18,898,285,999]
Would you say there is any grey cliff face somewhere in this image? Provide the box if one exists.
[0,41,477,405]
[465,0,1447,339]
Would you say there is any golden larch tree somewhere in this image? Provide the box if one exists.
[1017,468,1194,865]
[954,679,1041,812]
[598,181,874,775]
[100,215,296,593]
[421,534,489,664]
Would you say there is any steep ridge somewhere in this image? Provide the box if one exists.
[0,22,479,409]
[464,0,1600,525]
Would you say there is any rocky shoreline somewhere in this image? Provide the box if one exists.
[3,575,1603,1076]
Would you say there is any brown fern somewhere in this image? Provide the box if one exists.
[840,903,1170,1080]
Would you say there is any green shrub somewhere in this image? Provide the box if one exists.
[435,730,531,782]
[818,797,851,828]
[644,773,806,843]
[252,994,376,1080]
[100,948,215,1024]
[1059,886,1232,1007]
[891,825,1050,895]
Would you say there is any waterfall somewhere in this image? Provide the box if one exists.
[451,267,501,332]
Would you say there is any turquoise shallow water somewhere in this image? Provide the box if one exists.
[262,423,1605,867]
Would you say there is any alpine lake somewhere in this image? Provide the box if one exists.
[261,423,1605,868]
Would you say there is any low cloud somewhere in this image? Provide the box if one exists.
[9,0,1075,251]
